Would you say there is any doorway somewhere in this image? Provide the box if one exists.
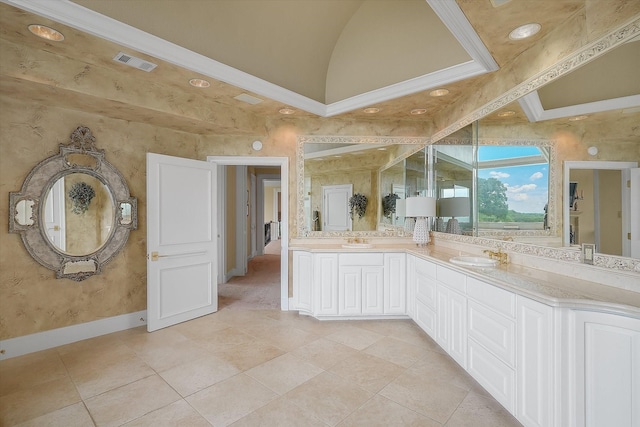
[564,161,638,257]
[208,156,289,310]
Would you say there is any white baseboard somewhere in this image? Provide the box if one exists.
[0,310,147,360]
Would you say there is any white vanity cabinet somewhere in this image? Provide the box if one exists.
[574,310,640,427]
[291,250,406,319]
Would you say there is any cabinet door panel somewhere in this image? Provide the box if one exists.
[362,266,384,314]
[436,284,449,349]
[449,289,467,368]
[575,311,640,427]
[315,253,338,315]
[293,251,313,313]
[384,253,406,314]
[339,267,361,315]
[516,296,553,427]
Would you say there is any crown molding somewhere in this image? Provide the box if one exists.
[519,92,640,122]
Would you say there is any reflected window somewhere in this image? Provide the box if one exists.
[477,146,549,230]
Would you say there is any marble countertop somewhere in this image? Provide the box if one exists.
[289,242,640,318]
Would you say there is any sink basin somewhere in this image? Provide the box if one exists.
[449,256,498,268]
[341,243,374,249]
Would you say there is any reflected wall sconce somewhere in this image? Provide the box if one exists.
[406,196,436,246]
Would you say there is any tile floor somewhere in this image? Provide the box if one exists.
[0,309,522,426]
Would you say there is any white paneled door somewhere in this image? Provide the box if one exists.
[322,184,352,231]
[146,153,217,332]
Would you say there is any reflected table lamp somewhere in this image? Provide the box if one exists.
[405,196,436,246]
[440,197,470,235]
[395,199,413,234]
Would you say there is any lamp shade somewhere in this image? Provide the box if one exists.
[405,196,436,218]
[439,197,470,218]
[395,199,406,217]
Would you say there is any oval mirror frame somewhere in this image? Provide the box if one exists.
[9,126,137,281]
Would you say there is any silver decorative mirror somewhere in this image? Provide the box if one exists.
[9,126,137,281]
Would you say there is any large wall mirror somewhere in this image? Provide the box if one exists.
[297,136,428,236]
[9,126,138,280]
[296,22,638,267]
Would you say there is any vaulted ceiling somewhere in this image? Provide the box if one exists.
[1,0,639,129]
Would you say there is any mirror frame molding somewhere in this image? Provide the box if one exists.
[9,126,138,281]
[297,135,429,237]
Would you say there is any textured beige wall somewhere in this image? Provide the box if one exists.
[0,91,432,340]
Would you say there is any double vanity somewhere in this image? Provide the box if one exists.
[290,240,640,427]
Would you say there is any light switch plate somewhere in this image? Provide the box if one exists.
[582,243,595,265]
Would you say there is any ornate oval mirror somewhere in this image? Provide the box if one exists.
[9,126,137,281]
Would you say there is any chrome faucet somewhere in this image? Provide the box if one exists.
[483,247,509,265]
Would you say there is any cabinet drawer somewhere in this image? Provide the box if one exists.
[436,265,466,293]
[468,338,515,413]
[467,277,515,318]
[415,257,437,279]
[415,299,436,340]
[468,300,515,367]
[416,271,437,310]
[339,253,384,266]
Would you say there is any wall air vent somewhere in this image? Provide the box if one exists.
[112,52,157,72]
[234,93,264,105]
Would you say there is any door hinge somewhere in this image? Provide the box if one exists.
[628,232,632,240]
[627,180,631,188]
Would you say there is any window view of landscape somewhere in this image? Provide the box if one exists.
[477,146,549,228]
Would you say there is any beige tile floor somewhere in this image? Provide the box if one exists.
[0,310,522,426]
[0,248,522,426]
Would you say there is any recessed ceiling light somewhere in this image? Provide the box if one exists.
[363,107,380,114]
[429,89,449,97]
[569,115,589,121]
[411,108,427,115]
[509,23,541,40]
[279,107,295,115]
[28,24,64,41]
[189,78,210,88]
[497,110,516,117]
[377,147,387,151]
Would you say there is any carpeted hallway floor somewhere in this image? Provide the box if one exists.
[218,240,281,311]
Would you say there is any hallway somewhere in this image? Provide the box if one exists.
[218,239,282,310]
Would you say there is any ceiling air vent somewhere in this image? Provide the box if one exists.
[113,52,157,72]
